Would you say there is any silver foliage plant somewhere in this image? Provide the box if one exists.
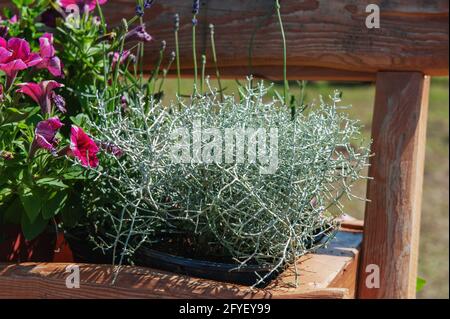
[86,80,371,286]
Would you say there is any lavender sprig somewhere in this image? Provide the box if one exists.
[192,0,200,15]
[135,5,144,17]
[174,13,182,98]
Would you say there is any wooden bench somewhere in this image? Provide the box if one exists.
[0,0,448,299]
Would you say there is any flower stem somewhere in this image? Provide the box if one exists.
[275,0,289,106]
[158,53,176,93]
[174,14,182,98]
[201,54,206,95]
[192,15,198,96]
[209,24,224,102]
[147,41,166,97]
[95,0,107,35]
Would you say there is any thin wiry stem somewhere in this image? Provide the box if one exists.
[210,24,224,102]
[192,16,198,96]
[174,13,182,98]
[275,0,289,106]
[86,80,371,287]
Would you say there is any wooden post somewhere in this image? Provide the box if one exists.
[358,72,430,299]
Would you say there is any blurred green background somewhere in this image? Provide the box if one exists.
[159,76,449,299]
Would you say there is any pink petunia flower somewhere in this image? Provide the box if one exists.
[30,117,64,158]
[59,0,108,12]
[16,80,64,115]
[0,37,42,87]
[70,125,99,168]
[36,33,63,77]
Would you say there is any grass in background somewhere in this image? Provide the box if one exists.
[159,76,449,299]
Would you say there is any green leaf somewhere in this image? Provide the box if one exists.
[42,192,68,219]
[62,167,87,180]
[1,107,38,125]
[417,277,427,293]
[18,187,42,223]
[70,113,90,127]
[0,187,12,202]
[36,177,68,189]
[21,212,49,241]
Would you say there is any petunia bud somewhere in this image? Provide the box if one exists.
[29,117,64,158]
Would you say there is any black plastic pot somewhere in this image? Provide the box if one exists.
[134,246,278,286]
[65,229,278,286]
[66,227,325,287]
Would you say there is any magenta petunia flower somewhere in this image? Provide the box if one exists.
[59,0,108,12]
[0,37,42,87]
[36,33,63,77]
[70,125,99,168]
[16,80,64,114]
[30,117,64,158]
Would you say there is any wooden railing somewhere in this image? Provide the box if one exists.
[103,0,448,80]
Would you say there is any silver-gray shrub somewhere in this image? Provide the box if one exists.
[86,80,371,286]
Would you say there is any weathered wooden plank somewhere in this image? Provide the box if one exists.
[103,0,449,79]
[1,0,448,79]
[0,228,361,299]
[112,0,449,79]
[358,72,430,299]
[267,231,362,299]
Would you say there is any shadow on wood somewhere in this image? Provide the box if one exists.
[0,228,362,299]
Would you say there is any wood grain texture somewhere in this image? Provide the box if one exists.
[0,229,362,299]
[358,72,430,299]
[1,0,448,79]
[106,0,450,79]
